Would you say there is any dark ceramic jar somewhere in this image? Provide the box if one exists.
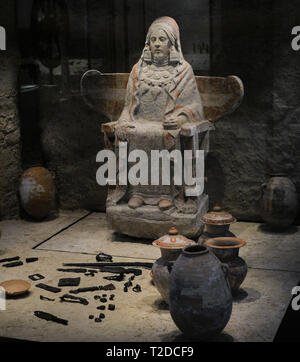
[169,244,232,339]
[205,237,247,294]
[152,227,195,304]
[260,174,298,229]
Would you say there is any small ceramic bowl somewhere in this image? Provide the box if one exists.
[0,280,31,296]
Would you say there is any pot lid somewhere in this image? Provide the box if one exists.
[152,227,194,249]
[200,205,236,225]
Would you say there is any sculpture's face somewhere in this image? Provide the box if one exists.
[149,28,171,60]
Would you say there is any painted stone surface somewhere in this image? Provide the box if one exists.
[98,16,243,239]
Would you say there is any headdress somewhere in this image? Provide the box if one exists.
[141,17,183,64]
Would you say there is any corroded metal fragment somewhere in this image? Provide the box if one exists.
[57,268,88,273]
[60,294,89,305]
[29,274,45,281]
[133,284,142,293]
[34,311,68,325]
[36,283,61,293]
[100,283,116,291]
[3,261,23,268]
[96,252,113,262]
[40,295,55,301]
[69,286,99,294]
[104,273,124,281]
[26,257,39,263]
[58,277,81,287]
[0,256,20,263]
[108,304,115,311]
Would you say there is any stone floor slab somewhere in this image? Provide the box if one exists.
[0,249,298,342]
[0,212,299,342]
[36,212,161,261]
[0,210,89,253]
[231,222,300,272]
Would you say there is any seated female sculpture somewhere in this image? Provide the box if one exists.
[109,16,205,214]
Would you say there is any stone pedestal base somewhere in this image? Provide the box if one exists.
[107,194,208,239]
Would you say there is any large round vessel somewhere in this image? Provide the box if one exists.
[19,166,55,220]
[169,244,232,339]
[260,174,298,229]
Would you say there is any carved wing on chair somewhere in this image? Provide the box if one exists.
[195,75,244,122]
[80,70,128,122]
[80,71,244,123]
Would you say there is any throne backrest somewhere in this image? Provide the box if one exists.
[81,72,244,123]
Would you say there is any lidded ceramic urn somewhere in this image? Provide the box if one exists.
[152,227,195,304]
[199,205,236,244]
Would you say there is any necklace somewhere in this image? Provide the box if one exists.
[140,63,176,85]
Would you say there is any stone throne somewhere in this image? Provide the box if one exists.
[81,71,243,239]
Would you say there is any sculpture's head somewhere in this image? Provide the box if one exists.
[142,17,183,65]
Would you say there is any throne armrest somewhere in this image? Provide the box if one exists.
[180,120,215,137]
[101,121,118,134]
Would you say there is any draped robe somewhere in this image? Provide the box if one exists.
[107,58,204,208]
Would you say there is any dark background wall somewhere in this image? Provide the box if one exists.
[1,0,300,222]
[0,1,22,219]
[207,0,300,222]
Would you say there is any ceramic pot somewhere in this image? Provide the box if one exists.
[260,174,298,229]
[152,227,195,304]
[169,244,232,339]
[199,205,236,244]
[19,166,55,220]
[205,237,247,294]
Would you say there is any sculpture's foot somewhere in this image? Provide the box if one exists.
[128,197,144,209]
[158,199,173,211]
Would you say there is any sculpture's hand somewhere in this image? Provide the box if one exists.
[118,118,134,125]
[163,117,179,130]
[163,115,187,130]
[118,119,135,129]
[177,114,188,126]
[115,118,135,140]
